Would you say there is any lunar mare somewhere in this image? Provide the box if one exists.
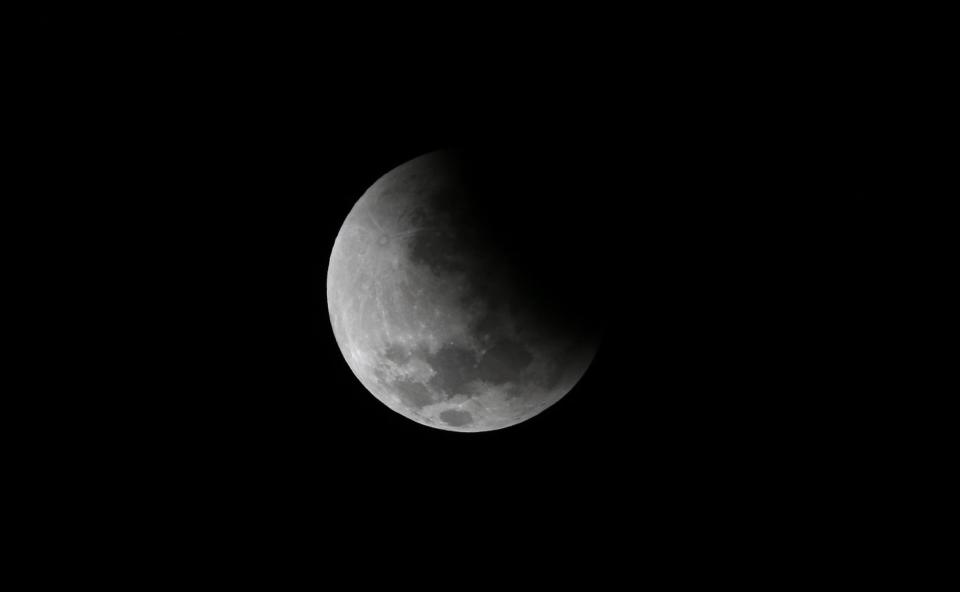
[326,150,599,432]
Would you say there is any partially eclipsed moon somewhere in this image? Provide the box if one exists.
[326,150,600,432]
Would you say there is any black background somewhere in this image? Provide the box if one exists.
[176,69,865,522]
[39,14,889,569]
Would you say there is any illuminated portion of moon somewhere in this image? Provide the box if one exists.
[326,150,599,432]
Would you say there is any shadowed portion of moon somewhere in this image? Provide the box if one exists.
[477,339,534,383]
[327,149,604,432]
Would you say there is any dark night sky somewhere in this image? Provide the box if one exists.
[14,8,907,582]
[51,19,883,559]
[180,74,869,513]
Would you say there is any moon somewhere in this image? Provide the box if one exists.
[326,150,601,432]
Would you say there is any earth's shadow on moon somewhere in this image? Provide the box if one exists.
[326,147,609,432]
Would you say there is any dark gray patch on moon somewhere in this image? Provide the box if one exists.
[426,345,478,396]
[393,379,433,409]
[439,409,473,427]
[407,227,471,276]
[543,360,567,391]
[539,345,587,392]
[476,339,534,384]
[384,344,410,364]
[400,205,429,228]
